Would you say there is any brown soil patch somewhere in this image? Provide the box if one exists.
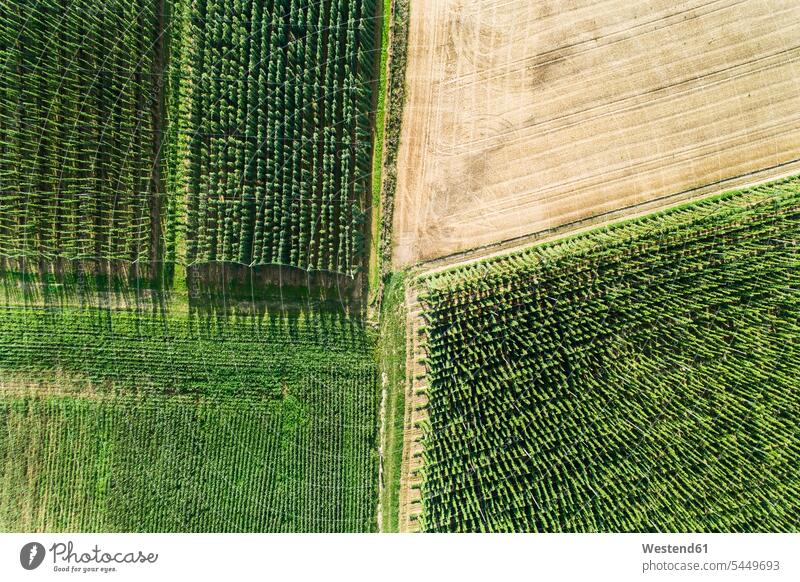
[393,0,800,266]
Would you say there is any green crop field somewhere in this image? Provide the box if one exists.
[1,0,378,276]
[182,0,378,276]
[3,0,798,539]
[0,0,383,533]
[0,0,167,263]
[0,285,378,532]
[417,177,800,532]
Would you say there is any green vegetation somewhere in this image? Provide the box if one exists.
[182,0,379,276]
[368,0,392,300]
[0,286,378,532]
[377,0,408,276]
[377,271,406,532]
[0,304,374,399]
[1,0,380,278]
[0,0,392,533]
[0,394,348,532]
[0,0,167,263]
[417,177,800,532]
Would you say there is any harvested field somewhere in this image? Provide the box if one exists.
[393,0,800,267]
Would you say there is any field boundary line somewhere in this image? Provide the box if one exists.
[397,284,428,532]
[412,163,800,278]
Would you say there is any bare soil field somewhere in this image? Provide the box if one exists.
[392,0,800,267]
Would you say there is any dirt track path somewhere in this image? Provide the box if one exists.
[397,286,428,532]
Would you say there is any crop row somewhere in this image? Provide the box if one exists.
[417,177,800,532]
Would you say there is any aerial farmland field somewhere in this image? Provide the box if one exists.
[392,0,800,266]
[0,0,798,550]
[0,270,379,532]
[414,176,800,532]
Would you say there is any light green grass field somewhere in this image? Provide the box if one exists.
[0,283,378,532]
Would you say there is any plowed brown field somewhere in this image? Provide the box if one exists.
[392,0,800,267]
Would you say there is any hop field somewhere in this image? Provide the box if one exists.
[0,0,379,277]
[0,0,167,263]
[182,0,378,275]
[417,177,800,532]
[0,293,378,532]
